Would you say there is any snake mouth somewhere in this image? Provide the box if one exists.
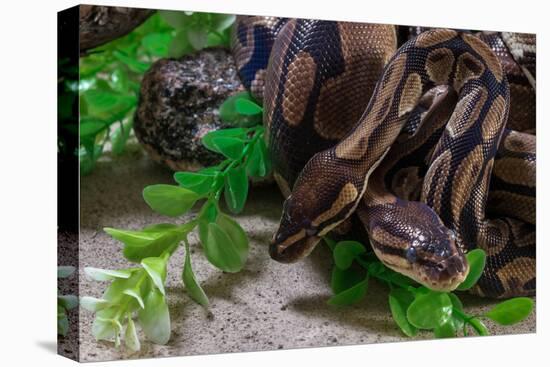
[269,231,321,263]
[417,255,470,292]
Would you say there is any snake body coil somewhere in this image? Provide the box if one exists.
[232,17,536,298]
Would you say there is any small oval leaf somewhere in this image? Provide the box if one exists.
[235,98,263,116]
[143,184,199,217]
[211,137,245,160]
[330,266,364,295]
[333,241,366,270]
[182,241,209,307]
[138,289,171,345]
[224,166,249,213]
[406,291,453,329]
[202,222,246,273]
[388,288,418,337]
[327,276,368,306]
[434,319,457,338]
[456,249,486,290]
[484,297,533,325]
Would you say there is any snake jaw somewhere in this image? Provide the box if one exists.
[269,229,321,263]
[419,254,469,292]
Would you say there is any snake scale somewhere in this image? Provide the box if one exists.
[231,17,536,298]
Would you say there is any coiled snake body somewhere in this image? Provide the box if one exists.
[232,17,536,298]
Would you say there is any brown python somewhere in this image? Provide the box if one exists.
[231,17,536,298]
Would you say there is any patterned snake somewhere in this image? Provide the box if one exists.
[231,17,536,298]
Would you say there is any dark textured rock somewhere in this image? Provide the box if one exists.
[134,48,244,171]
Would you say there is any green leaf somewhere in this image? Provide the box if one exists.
[327,276,368,306]
[123,288,145,309]
[202,128,247,153]
[219,92,262,126]
[124,317,141,352]
[206,31,228,48]
[469,317,489,336]
[84,267,132,281]
[224,166,249,213]
[113,50,150,74]
[80,297,111,312]
[105,224,184,262]
[330,266,364,294]
[211,137,245,160]
[384,270,418,288]
[82,89,136,122]
[406,291,453,329]
[92,307,118,341]
[448,293,465,330]
[80,118,108,137]
[388,288,418,337]
[168,29,195,57]
[158,10,191,29]
[143,184,199,217]
[187,27,209,50]
[57,266,75,278]
[246,137,271,178]
[201,222,246,273]
[141,32,172,57]
[235,98,263,116]
[141,257,167,296]
[58,295,78,310]
[199,200,218,224]
[138,289,171,345]
[333,241,366,270]
[174,171,216,196]
[79,54,106,77]
[182,241,209,307]
[109,68,129,93]
[484,297,533,325]
[456,249,486,290]
[211,14,236,32]
[216,213,249,260]
[434,319,457,338]
[366,261,387,276]
[102,273,144,306]
[111,117,133,156]
[57,305,69,336]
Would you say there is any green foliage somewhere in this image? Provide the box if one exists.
[78,11,237,174]
[84,88,268,350]
[388,288,417,337]
[158,11,236,57]
[219,91,263,127]
[324,239,534,338]
[57,266,77,336]
[456,249,486,290]
[406,291,453,329]
[485,297,533,325]
[143,185,200,217]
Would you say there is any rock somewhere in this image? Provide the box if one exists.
[134,48,244,171]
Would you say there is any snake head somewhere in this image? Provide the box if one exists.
[270,150,362,263]
[366,201,469,292]
[269,194,323,263]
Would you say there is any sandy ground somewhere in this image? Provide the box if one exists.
[68,142,535,362]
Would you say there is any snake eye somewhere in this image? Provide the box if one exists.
[406,246,417,263]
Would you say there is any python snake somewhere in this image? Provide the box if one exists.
[231,17,536,298]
